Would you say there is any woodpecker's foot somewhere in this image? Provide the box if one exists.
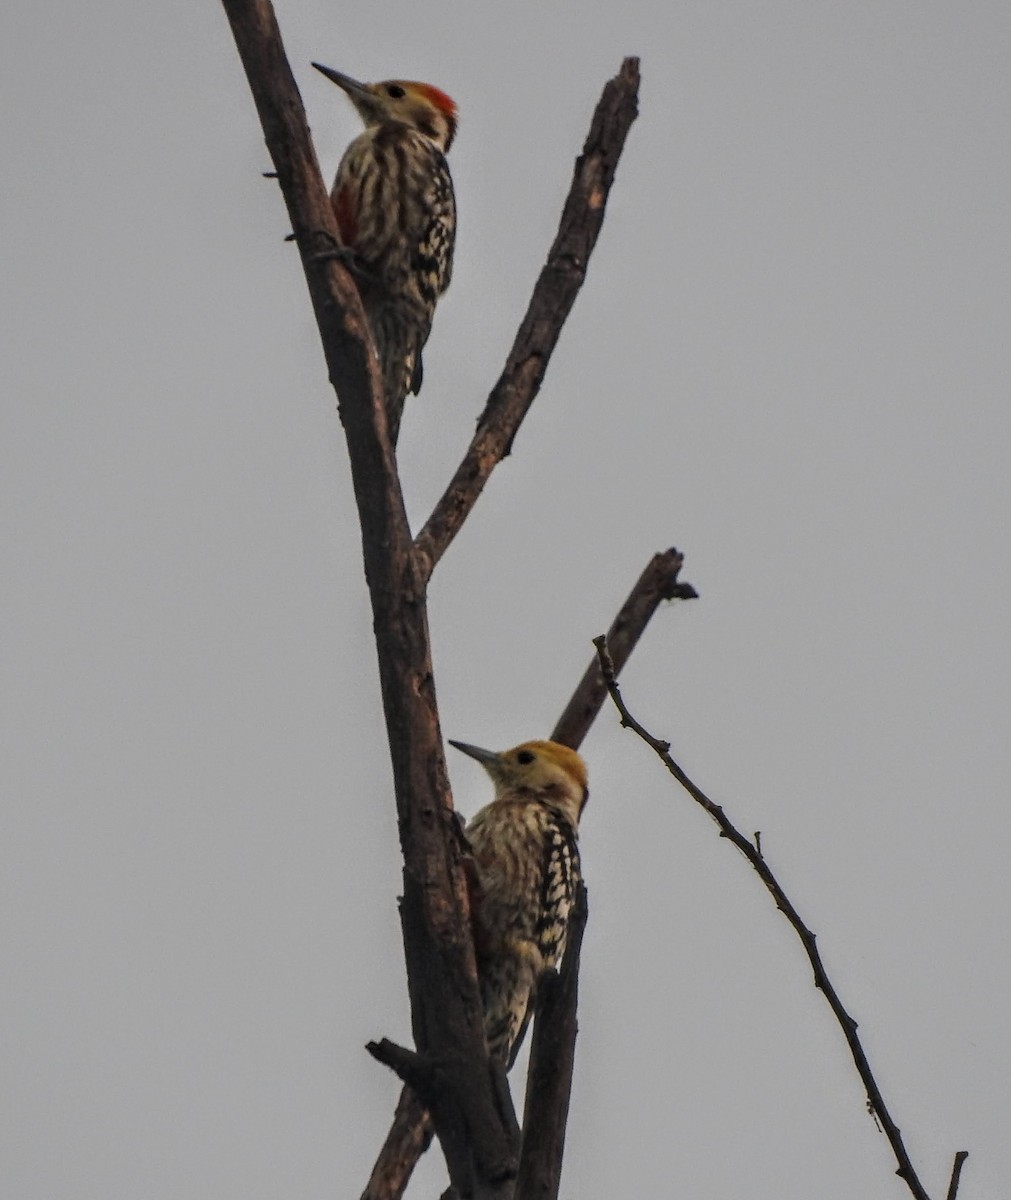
[308,244,355,266]
[308,245,377,284]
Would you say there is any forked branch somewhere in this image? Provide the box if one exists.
[552,548,696,749]
[223,14,696,1197]
[222,3,516,1194]
[361,550,695,1200]
[413,59,641,580]
[593,636,968,1200]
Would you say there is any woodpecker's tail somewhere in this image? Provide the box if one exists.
[370,306,427,446]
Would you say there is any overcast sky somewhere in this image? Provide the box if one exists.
[4,1,1010,1198]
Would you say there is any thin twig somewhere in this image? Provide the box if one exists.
[413,59,641,582]
[593,634,966,1200]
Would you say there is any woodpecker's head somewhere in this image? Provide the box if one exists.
[312,64,458,153]
[449,739,589,828]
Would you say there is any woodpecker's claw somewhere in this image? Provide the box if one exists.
[307,245,376,283]
[307,244,353,264]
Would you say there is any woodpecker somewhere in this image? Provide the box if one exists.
[312,63,457,445]
[450,739,589,1066]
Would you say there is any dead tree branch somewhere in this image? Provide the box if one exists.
[945,1152,969,1200]
[513,884,588,1200]
[219,0,385,445]
[363,547,695,1199]
[223,6,652,1195]
[221,3,516,1194]
[413,59,641,582]
[222,10,970,1190]
[593,635,969,1200]
[552,548,696,749]
[360,1088,433,1200]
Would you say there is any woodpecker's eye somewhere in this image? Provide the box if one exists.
[516,750,535,765]
[386,84,406,99]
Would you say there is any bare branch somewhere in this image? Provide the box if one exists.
[552,548,696,750]
[413,59,641,581]
[945,1151,969,1200]
[517,549,696,1195]
[514,884,588,1200]
[366,1039,435,1094]
[219,0,388,452]
[593,635,965,1200]
[221,3,517,1193]
[360,544,690,1198]
[366,1038,519,1194]
[359,1089,432,1200]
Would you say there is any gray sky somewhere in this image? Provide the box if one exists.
[4,1,1010,1197]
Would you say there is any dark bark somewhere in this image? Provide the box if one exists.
[551,548,696,750]
[359,1089,432,1200]
[513,885,588,1200]
[414,59,641,581]
[360,546,695,1200]
[221,3,513,1193]
[945,1152,969,1200]
[223,11,972,1195]
[221,10,674,1197]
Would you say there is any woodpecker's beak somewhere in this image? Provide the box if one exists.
[448,740,501,768]
[312,63,372,102]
